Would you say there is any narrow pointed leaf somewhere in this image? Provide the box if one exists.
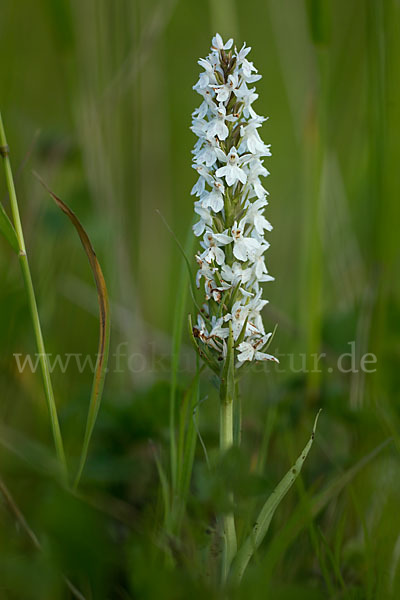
[260,437,392,582]
[230,410,321,585]
[34,172,110,489]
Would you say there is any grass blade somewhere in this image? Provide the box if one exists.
[33,172,111,489]
[229,410,321,585]
[261,437,392,583]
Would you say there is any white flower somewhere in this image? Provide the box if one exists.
[195,136,222,167]
[191,164,213,196]
[212,33,233,51]
[235,82,259,119]
[191,118,209,138]
[221,261,252,286]
[209,316,230,339]
[213,73,239,103]
[195,254,216,288]
[243,198,273,235]
[237,339,278,363]
[245,159,270,198]
[196,58,218,88]
[193,202,213,237]
[238,52,261,83]
[207,104,236,141]
[249,243,272,279]
[236,42,252,62]
[240,119,269,154]
[215,147,247,186]
[247,290,269,334]
[200,229,232,265]
[231,220,260,261]
[229,300,250,339]
[201,180,225,213]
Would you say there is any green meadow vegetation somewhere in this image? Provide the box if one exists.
[0,0,399,598]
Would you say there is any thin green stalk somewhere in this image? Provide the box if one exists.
[220,394,237,583]
[0,113,67,481]
[219,325,237,584]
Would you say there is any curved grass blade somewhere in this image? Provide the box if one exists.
[229,410,321,585]
[260,437,392,582]
[0,200,19,252]
[34,172,110,489]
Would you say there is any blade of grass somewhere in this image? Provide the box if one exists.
[0,113,67,480]
[229,410,321,585]
[33,172,111,489]
[261,437,392,583]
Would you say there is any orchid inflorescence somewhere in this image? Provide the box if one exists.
[190,33,278,370]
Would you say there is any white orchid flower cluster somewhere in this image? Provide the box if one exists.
[190,33,278,368]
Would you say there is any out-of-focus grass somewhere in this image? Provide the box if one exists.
[1,0,400,598]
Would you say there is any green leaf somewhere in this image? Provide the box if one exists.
[34,172,111,489]
[258,437,392,583]
[229,410,321,585]
[0,201,19,252]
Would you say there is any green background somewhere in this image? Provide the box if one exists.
[1,0,399,598]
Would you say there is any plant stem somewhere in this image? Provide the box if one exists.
[219,376,237,585]
[0,113,67,481]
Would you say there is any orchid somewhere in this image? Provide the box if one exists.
[207,103,236,141]
[200,228,232,265]
[215,147,248,186]
[189,34,278,584]
[190,33,277,369]
[184,36,320,589]
[200,179,225,213]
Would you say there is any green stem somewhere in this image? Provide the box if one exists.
[0,113,67,481]
[219,375,237,584]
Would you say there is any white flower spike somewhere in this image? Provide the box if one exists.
[191,34,278,366]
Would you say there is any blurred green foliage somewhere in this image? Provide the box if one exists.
[1,0,400,598]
